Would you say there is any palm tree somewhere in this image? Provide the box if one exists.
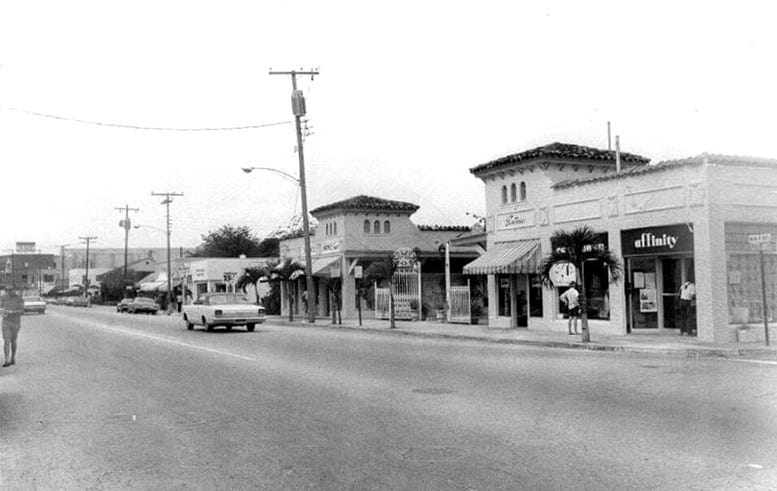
[539,225,623,343]
[321,277,342,325]
[269,257,306,321]
[236,264,273,305]
[364,255,400,328]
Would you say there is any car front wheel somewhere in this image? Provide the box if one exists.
[246,323,255,332]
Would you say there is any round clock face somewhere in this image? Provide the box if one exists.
[549,262,577,286]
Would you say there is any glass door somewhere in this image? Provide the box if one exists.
[661,258,682,330]
[627,257,658,330]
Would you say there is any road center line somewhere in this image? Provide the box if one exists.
[725,358,777,366]
[50,312,257,361]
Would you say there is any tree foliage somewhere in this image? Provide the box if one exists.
[267,257,305,321]
[539,225,623,343]
[190,225,279,258]
[236,264,273,306]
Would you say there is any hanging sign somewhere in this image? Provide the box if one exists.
[393,247,417,268]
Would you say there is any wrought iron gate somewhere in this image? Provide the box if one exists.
[449,282,471,324]
[374,270,420,320]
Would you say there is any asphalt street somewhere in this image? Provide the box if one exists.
[1,306,776,490]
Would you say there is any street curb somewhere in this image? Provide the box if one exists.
[263,318,753,360]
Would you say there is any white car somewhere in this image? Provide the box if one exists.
[183,293,265,332]
[23,296,47,314]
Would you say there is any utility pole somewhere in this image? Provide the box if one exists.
[269,67,319,323]
[78,236,97,299]
[151,191,183,313]
[58,244,69,289]
[115,204,140,281]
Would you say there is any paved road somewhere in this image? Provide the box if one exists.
[2,306,776,490]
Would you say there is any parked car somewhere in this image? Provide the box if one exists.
[116,298,133,313]
[22,296,47,314]
[183,293,265,332]
[127,297,160,315]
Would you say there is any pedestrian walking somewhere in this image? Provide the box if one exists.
[560,281,581,335]
[679,281,696,336]
[1,289,25,367]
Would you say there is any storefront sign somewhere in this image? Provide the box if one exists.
[496,210,534,230]
[322,241,341,253]
[621,224,693,256]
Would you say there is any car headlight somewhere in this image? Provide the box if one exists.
[258,308,265,315]
[214,309,222,317]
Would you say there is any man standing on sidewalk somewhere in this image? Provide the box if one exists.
[1,288,25,367]
[560,281,580,335]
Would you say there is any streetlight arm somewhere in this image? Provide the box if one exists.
[242,166,300,185]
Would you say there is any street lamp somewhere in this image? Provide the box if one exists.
[243,165,315,323]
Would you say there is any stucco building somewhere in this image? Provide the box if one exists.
[279,195,479,320]
[465,142,777,343]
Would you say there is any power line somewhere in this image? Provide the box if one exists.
[0,105,291,132]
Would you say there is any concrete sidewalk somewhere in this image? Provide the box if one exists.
[263,315,777,360]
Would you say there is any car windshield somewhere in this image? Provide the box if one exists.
[208,294,251,305]
[23,297,42,302]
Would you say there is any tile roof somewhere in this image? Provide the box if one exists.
[417,225,471,232]
[470,142,650,175]
[311,195,419,215]
[552,152,777,189]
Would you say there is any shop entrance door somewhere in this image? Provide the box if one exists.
[661,257,694,331]
[628,256,694,332]
[627,257,658,330]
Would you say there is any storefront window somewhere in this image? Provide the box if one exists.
[726,222,777,323]
[529,274,543,317]
[497,275,511,316]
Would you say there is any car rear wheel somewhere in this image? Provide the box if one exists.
[203,317,213,331]
[246,323,255,332]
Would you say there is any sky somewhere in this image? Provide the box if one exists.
[1,1,776,253]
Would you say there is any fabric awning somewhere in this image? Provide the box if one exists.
[463,240,541,275]
[139,280,168,292]
[311,256,341,276]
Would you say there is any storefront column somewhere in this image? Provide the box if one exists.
[487,274,497,321]
[342,274,357,319]
[608,229,627,334]
[317,280,327,317]
[697,216,726,342]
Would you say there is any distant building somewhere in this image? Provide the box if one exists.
[0,242,58,293]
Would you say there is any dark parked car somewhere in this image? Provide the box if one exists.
[116,298,133,313]
[127,297,160,315]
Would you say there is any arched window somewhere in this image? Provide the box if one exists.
[510,183,517,202]
[363,220,370,234]
[520,181,527,201]
[384,220,391,234]
[501,185,508,204]
[373,220,381,234]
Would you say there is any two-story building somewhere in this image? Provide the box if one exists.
[465,142,777,343]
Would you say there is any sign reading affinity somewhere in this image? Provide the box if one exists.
[621,224,694,256]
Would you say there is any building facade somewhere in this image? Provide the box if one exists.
[466,143,777,343]
[279,195,479,320]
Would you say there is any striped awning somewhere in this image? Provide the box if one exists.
[462,240,541,275]
[304,256,342,277]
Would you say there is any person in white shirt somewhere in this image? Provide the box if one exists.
[560,281,581,335]
[679,281,696,336]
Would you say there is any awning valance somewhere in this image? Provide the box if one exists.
[462,240,541,275]
[139,280,168,292]
[299,256,342,277]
